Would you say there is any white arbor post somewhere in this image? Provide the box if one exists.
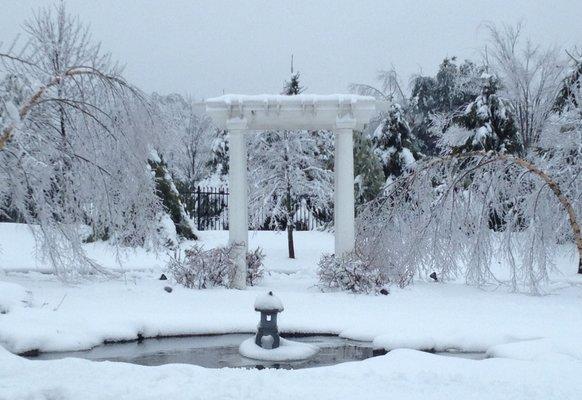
[227,118,249,289]
[334,119,356,256]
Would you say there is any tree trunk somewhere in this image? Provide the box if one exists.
[283,133,295,259]
[287,220,295,259]
[286,189,295,259]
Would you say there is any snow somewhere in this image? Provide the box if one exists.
[400,147,415,167]
[5,100,20,123]
[439,124,474,147]
[0,222,165,273]
[1,345,582,399]
[0,281,28,314]
[487,338,582,362]
[254,291,284,311]
[159,214,178,246]
[239,337,318,361]
[208,93,375,106]
[472,125,492,145]
[205,93,376,131]
[0,227,581,355]
[1,224,582,398]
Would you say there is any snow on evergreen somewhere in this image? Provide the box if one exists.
[439,74,522,154]
[372,103,421,183]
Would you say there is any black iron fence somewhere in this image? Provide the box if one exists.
[194,186,320,231]
[195,186,229,230]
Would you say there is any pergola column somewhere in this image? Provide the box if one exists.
[227,118,249,289]
[334,119,357,256]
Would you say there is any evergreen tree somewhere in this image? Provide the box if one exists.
[152,92,216,217]
[283,71,304,95]
[207,128,229,176]
[450,74,522,154]
[149,153,197,243]
[410,57,484,154]
[555,54,582,112]
[353,132,384,206]
[437,74,522,231]
[372,103,421,183]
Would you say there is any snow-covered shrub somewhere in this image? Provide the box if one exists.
[246,247,265,286]
[168,244,265,289]
[317,252,387,294]
[167,244,233,289]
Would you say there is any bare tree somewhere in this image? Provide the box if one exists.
[486,23,566,149]
[247,129,333,258]
[349,67,407,105]
[0,4,162,278]
[152,93,215,196]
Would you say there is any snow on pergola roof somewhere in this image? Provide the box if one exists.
[205,94,377,131]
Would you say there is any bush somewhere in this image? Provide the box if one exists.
[246,246,265,286]
[167,243,265,289]
[317,252,388,294]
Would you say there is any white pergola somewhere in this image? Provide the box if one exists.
[205,94,376,289]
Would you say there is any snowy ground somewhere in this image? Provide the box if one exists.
[1,222,582,399]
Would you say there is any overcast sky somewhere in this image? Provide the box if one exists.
[1,0,581,99]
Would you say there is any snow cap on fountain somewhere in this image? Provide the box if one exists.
[254,291,284,312]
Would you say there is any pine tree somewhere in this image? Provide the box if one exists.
[372,103,421,183]
[149,152,197,243]
[353,132,384,206]
[437,74,523,231]
[410,58,484,154]
[283,71,304,96]
[207,128,229,176]
[555,54,582,112]
[451,74,522,154]
[151,93,215,218]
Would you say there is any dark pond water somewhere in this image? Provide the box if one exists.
[26,334,486,370]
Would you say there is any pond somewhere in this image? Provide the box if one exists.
[26,334,487,370]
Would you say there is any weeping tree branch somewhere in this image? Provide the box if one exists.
[0,63,138,151]
[495,152,582,274]
[402,150,582,274]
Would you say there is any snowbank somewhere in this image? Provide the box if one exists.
[1,345,581,400]
[487,338,582,362]
[208,93,375,105]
